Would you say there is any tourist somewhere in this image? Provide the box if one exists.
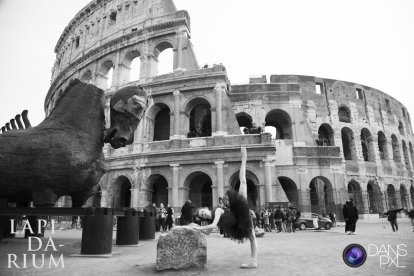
[342,199,359,235]
[269,209,275,231]
[196,147,258,268]
[180,199,194,225]
[384,206,405,234]
[159,203,167,232]
[329,211,336,226]
[281,208,287,232]
[151,202,160,231]
[408,208,414,232]
[165,203,174,231]
[274,206,283,232]
[263,210,271,232]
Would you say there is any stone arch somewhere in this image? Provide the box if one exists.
[360,128,375,162]
[184,171,213,209]
[146,102,171,142]
[111,176,132,208]
[400,184,408,209]
[97,59,114,89]
[347,180,364,213]
[123,49,141,82]
[317,123,334,146]
[229,170,259,208]
[265,109,292,139]
[377,131,388,160]
[278,176,299,208]
[341,127,356,160]
[236,112,253,133]
[398,121,405,136]
[386,184,398,209]
[80,70,93,83]
[338,105,351,123]
[309,176,335,214]
[148,174,169,207]
[391,134,401,163]
[184,97,212,138]
[402,140,410,168]
[155,41,174,75]
[410,142,414,169]
[367,181,383,213]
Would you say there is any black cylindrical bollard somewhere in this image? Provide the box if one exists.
[116,209,139,245]
[139,215,155,240]
[81,208,114,255]
[24,216,46,238]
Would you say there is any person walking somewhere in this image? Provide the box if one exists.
[180,199,194,225]
[384,206,404,233]
[408,208,414,232]
[343,199,359,235]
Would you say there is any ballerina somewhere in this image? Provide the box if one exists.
[196,147,258,268]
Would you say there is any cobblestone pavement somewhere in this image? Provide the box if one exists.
[0,220,413,276]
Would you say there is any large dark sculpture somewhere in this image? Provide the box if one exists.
[0,79,148,207]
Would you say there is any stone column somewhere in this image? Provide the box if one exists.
[264,159,273,203]
[170,164,180,209]
[173,90,181,138]
[175,28,186,71]
[100,190,109,207]
[214,82,226,136]
[130,188,139,208]
[215,161,225,199]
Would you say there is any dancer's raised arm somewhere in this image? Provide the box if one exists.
[239,147,248,199]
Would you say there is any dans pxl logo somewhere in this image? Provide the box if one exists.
[343,244,367,267]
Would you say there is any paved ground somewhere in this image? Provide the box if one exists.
[0,219,413,276]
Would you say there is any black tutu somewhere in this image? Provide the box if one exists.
[217,190,253,242]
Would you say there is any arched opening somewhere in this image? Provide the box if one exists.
[341,127,356,160]
[367,181,383,214]
[129,56,141,82]
[97,60,114,89]
[264,126,276,139]
[348,181,364,213]
[189,103,211,137]
[360,128,375,162]
[155,42,174,75]
[400,185,408,209]
[386,184,398,209]
[377,131,388,160]
[112,176,131,208]
[317,124,334,146]
[80,70,92,83]
[309,177,335,214]
[187,173,212,209]
[265,109,292,139]
[278,177,299,208]
[236,112,253,134]
[151,175,168,206]
[154,107,171,141]
[391,134,401,163]
[230,171,259,208]
[410,142,414,169]
[398,121,405,136]
[402,140,410,168]
[338,106,351,123]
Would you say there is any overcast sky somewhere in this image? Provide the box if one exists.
[0,0,413,127]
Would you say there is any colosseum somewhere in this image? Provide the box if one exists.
[46,0,414,220]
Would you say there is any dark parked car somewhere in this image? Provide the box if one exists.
[296,212,333,230]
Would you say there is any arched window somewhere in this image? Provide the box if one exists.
[377,131,388,160]
[338,106,351,123]
[236,112,253,134]
[391,134,401,163]
[80,70,92,83]
[155,42,174,75]
[398,121,405,136]
[189,104,211,137]
[265,109,292,139]
[360,128,375,161]
[97,60,114,89]
[317,124,334,146]
[341,127,356,160]
[154,107,171,141]
[402,140,410,168]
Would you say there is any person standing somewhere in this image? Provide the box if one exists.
[329,211,336,227]
[408,208,414,232]
[343,199,359,235]
[274,206,283,233]
[151,202,160,231]
[159,203,167,232]
[165,203,174,231]
[384,206,404,233]
[180,200,194,225]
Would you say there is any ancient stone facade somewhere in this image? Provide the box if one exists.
[46,0,414,219]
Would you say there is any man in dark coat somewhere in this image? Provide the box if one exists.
[342,199,359,235]
[384,206,405,233]
[180,200,194,225]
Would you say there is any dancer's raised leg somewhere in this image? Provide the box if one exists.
[239,147,248,199]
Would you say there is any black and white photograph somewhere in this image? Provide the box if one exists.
[0,0,413,275]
